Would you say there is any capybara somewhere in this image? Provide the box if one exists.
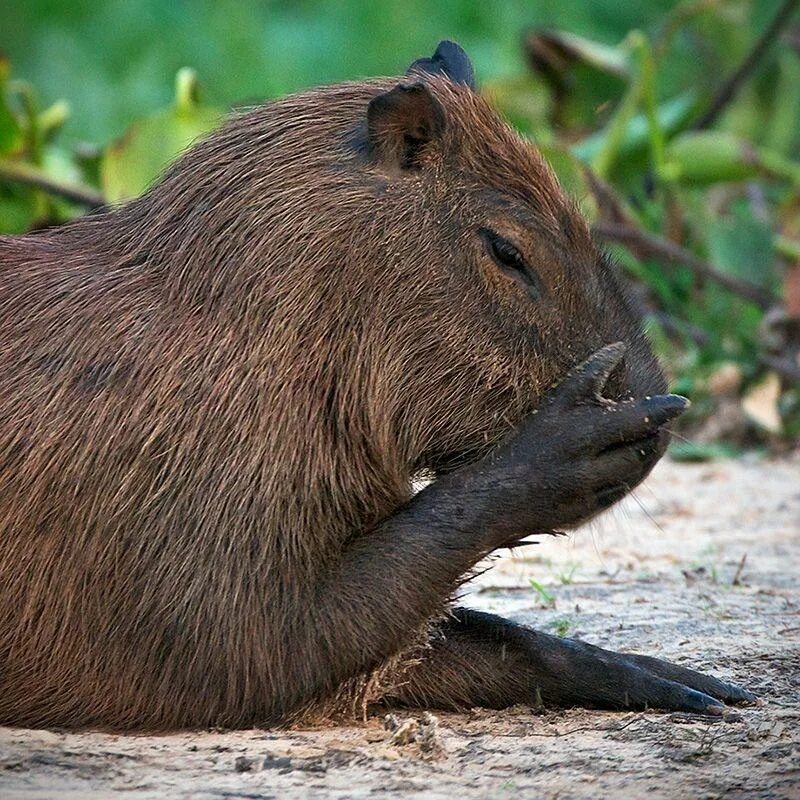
[0,41,754,730]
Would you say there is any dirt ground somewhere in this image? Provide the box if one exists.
[1,454,798,799]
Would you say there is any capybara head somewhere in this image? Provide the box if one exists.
[113,41,667,484]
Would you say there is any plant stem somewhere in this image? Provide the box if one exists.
[591,33,646,178]
[592,220,775,308]
[691,0,800,130]
[0,158,105,208]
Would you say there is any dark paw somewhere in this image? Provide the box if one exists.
[621,651,757,708]
[489,343,689,535]
[534,634,756,714]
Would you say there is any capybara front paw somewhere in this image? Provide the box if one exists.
[489,342,689,534]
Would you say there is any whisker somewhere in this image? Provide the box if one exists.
[628,487,667,536]
[639,478,661,504]
[664,426,696,445]
[588,518,609,571]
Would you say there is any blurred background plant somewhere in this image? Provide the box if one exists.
[1,0,799,454]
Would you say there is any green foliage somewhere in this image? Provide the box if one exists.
[669,441,744,462]
[0,56,96,233]
[529,579,555,606]
[0,59,23,153]
[0,1,697,147]
[1,0,798,446]
[549,618,573,638]
[101,69,222,202]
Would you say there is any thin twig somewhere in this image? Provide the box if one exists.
[652,311,710,346]
[582,168,712,342]
[786,23,800,55]
[592,220,775,308]
[0,158,105,209]
[731,553,748,586]
[691,0,800,130]
[582,165,630,224]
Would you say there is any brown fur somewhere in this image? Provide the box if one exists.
[0,73,662,730]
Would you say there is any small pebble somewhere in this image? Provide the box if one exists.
[234,755,252,772]
[390,719,418,746]
[262,754,293,771]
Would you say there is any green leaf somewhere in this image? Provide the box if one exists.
[0,189,37,234]
[571,91,696,166]
[549,617,572,637]
[665,131,800,186]
[0,58,23,155]
[766,51,800,156]
[486,76,552,139]
[706,202,776,288]
[665,131,762,185]
[38,100,71,144]
[101,68,223,203]
[669,441,742,462]
[536,143,592,209]
[529,579,555,606]
[527,30,630,78]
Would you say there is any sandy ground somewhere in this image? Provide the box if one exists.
[1,455,798,799]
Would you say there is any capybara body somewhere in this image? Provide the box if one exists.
[0,43,753,730]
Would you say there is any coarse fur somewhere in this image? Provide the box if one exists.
[0,47,748,731]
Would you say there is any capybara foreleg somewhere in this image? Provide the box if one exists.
[290,345,694,713]
[381,608,543,710]
[383,608,756,714]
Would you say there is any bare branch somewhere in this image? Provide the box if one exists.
[692,0,800,130]
[0,159,105,209]
[592,220,775,309]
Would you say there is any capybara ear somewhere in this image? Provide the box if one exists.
[407,40,476,89]
[367,82,446,170]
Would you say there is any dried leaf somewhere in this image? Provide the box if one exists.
[742,372,782,433]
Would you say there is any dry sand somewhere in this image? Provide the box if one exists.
[1,455,798,799]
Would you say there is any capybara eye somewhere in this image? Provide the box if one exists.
[478,227,542,300]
